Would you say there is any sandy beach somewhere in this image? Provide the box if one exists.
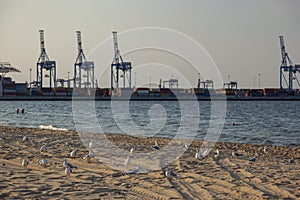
[0,126,299,199]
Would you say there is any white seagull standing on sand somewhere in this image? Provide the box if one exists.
[23,135,29,142]
[65,166,72,177]
[130,145,135,155]
[124,155,131,168]
[232,150,242,157]
[249,156,256,163]
[66,142,73,146]
[263,146,268,154]
[215,149,220,158]
[184,143,189,150]
[83,150,94,163]
[152,140,160,151]
[40,146,47,152]
[195,150,203,159]
[202,148,209,157]
[22,159,28,168]
[165,169,179,178]
[70,150,77,158]
[63,159,77,169]
[89,140,93,149]
[39,159,47,167]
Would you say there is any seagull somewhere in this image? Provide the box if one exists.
[184,143,189,150]
[255,151,259,158]
[127,166,141,174]
[22,159,28,168]
[152,140,160,151]
[215,149,220,157]
[83,150,94,163]
[130,145,135,155]
[89,140,93,149]
[23,135,29,142]
[289,157,295,164]
[39,159,47,167]
[165,169,179,178]
[88,150,94,158]
[66,142,73,146]
[40,146,47,152]
[232,150,242,157]
[70,150,77,158]
[63,159,77,169]
[249,156,256,162]
[124,155,131,168]
[195,150,203,159]
[65,166,72,177]
[263,146,267,154]
[202,148,209,157]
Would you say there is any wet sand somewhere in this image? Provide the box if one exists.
[0,126,299,199]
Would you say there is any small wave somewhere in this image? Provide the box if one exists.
[39,125,69,131]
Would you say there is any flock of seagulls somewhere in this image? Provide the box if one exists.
[20,136,92,177]
[19,135,297,179]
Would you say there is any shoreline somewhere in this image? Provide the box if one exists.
[1,124,299,147]
[0,126,299,199]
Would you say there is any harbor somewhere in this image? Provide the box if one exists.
[0,31,299,101]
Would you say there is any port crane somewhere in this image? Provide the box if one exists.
[111,31,132,91]
[0,62,21,77]
[74,31,95,88]
[36,30,57,89]
[279,36,300,90]
[198,80,214,89]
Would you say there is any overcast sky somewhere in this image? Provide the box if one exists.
[0,0,299,88]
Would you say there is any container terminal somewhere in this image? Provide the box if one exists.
[0,30,300,101]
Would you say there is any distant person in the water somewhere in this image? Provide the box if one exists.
[21,108,25,114]
[16,108,19,114]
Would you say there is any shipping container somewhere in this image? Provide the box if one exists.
[263,88,280,97]
[235,90,246,97]
[16,83,28,96]
[42,88,55,96]
[3,86,16,96]
[119,88,134,97]
[249,89,264,97]
[30,88,42,96]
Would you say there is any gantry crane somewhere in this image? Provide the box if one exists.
[36,30,56,89]
[111,31,132,91]
[279,36,300,90]
[74,31,95,88]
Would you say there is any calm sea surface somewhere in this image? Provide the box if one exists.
[0,101,299,146]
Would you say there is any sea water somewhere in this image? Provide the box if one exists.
[0,100,299,146]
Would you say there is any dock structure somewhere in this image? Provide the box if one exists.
[36,30,57,89]
[279,36,300,90]
[74,31,95,89]
[2,31,300,99]
[111,31,132,92]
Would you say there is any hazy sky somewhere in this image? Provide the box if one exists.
[0,0,299,88]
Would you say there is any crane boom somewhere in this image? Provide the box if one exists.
[112,31,120,63]
[279,36,286,65]
[279,36,293,66]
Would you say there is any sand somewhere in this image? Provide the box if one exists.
[0,126,299,199]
